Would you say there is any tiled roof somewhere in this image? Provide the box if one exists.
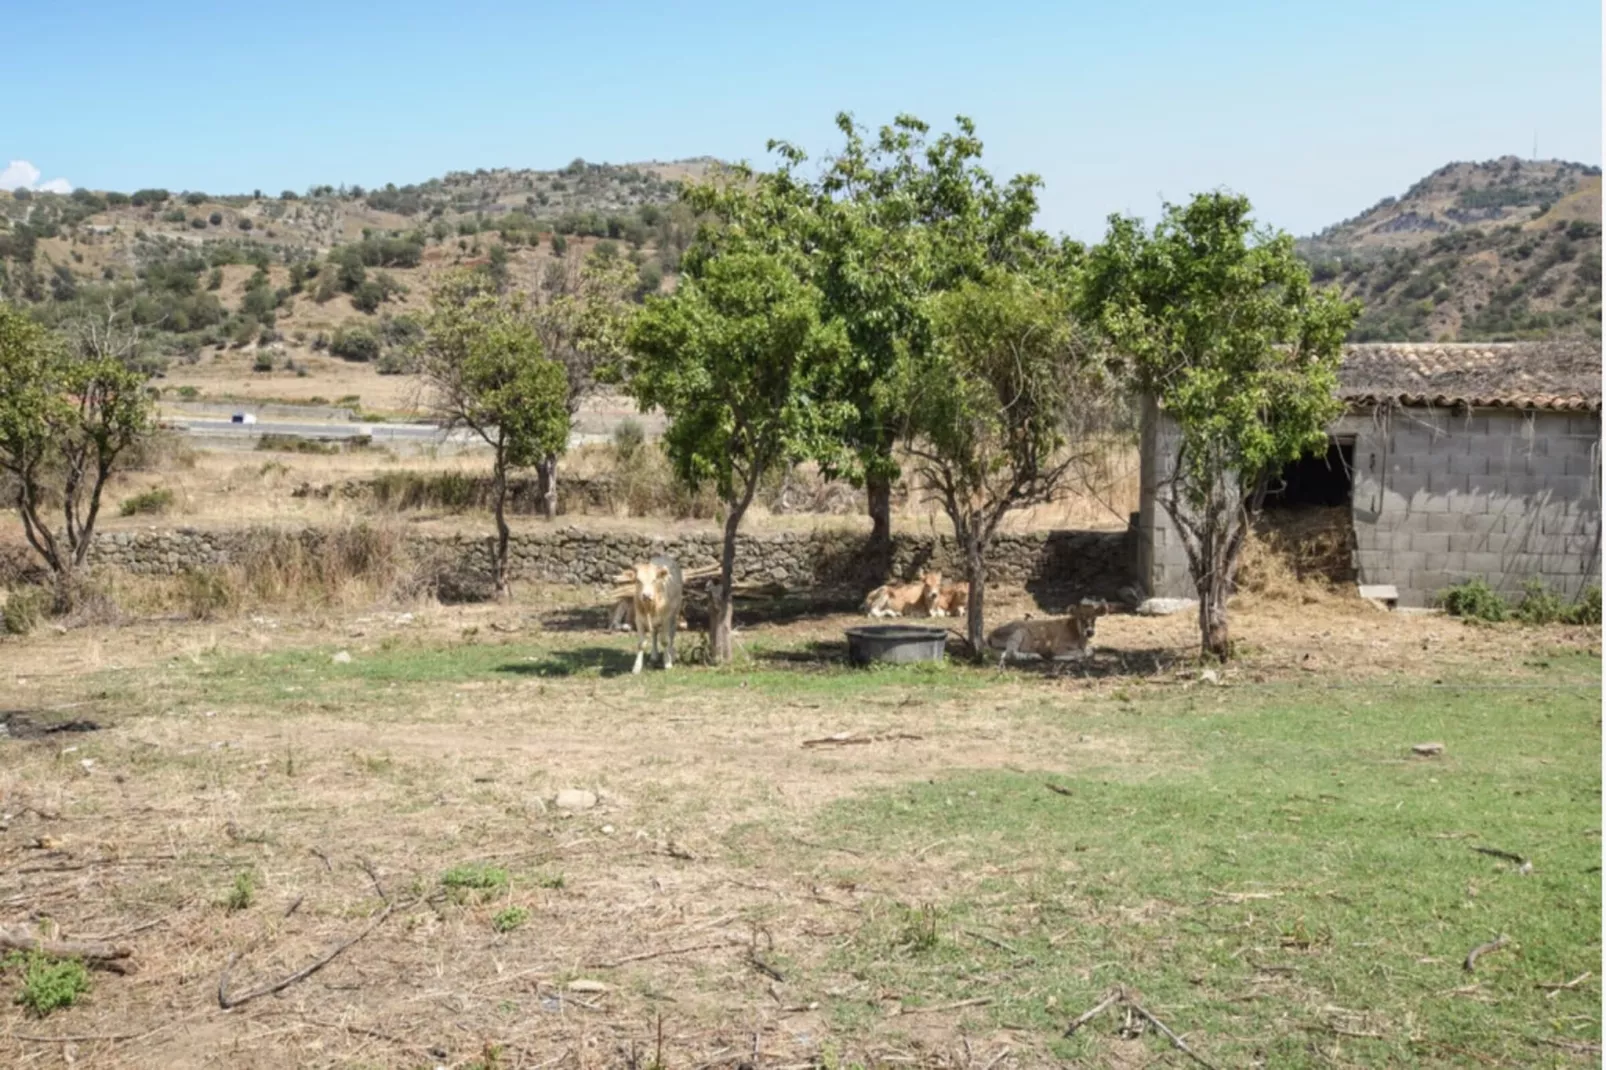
[1339,341,1602,412]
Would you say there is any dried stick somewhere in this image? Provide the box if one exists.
[357,858,388,903]
[1471,846,1527,866]
[584,940,736,969]
[0,929,134,973]
[1537,971,1591,998]
[1044,783,1075,797]
[218,901,398,1010]
[1463,935,1509,973]
[1064,989,1123,1036]
[1127,1000,1221,1070]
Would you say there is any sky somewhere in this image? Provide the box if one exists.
[4,1,1601,241]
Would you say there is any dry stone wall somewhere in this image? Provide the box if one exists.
[69,525,1133,597]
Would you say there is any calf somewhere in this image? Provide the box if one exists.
[629,556,684,674]
[861,571,943,618]
[985,602,1110,668]
[932,581,969,618]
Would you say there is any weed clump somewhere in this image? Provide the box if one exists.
[10,953,90,1017]
[119,486,175,517]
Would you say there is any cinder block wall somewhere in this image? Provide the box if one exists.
[1136,400,1604,607]
[1348,406,1602,606]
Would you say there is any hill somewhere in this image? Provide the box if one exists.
[1299,157,1602,342]
[0,158,722,404]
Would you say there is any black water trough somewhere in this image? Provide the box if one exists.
[845,624,948,667]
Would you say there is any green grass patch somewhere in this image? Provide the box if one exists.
[10,953,91,1017]
[441,863,509,903]
[491,906,530,933]
[804,671,1601,1064]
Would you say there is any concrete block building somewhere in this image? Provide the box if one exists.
[1135,341,1603,607]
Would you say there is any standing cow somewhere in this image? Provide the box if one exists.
[630,556,684,674]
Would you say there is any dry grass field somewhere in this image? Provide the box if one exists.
[0,584,1599,1070]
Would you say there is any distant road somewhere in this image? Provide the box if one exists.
[173,418,452,442]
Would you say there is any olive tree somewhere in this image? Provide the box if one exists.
[0,303,152,595]
[1082,193,1360,659]
[901,269,1109,653]
[627,247,851,664]
[418,272,569,600]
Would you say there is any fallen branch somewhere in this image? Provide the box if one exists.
[1128,1001,1221,1070]
[357,858,388,903]
[0,929,134,974]
[1535,1038,1603,1055]
[1064,989,1123,1035]
[1463,935,1509,973]
[748,951,784,982]
[1044,783,1074,797]
[1471,846,1532,874]
[584,940,737,970]
[1064,986,1219,1069]
[6,1029,151,1043]
[897,996,991,1015]
[218,901,399,1010]
[962,929,1024,958]
[1537,971,1591,999]
[802,732,923,748]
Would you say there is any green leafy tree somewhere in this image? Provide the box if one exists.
[707,114,1047,568]
[0,303,153,592]
[419,272,569,599]
[902,269,1109,653]
[525,250,639,517]
[627,248,851,664]
[1082,193,1360,659]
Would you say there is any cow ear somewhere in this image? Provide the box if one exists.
[657,565,669,579]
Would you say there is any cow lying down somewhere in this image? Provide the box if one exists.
[985,602,1111,668]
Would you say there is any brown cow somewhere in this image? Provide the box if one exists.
[861,571,943,618]
[985,602,1111,668]
[932,582,969,619]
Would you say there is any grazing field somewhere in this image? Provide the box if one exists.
[0,595,1599,1069]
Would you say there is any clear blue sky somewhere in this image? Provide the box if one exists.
[6,0,1600,240]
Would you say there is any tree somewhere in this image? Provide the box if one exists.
[524,250,638,517]
[1082,193,1360,659]
[901,269,1109,653]
[717,113,1047,567]
[627,248,851,664]
[0,303,153,596]
[418,272,569,600]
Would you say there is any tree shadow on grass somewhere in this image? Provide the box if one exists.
[495,646,638,678]
[749,639,851,668]
[988,645,1188,680]
[535,605,618,633]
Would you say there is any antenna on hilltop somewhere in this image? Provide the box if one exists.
[1532,131,1538,161]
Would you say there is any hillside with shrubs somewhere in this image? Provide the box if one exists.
[0,158,717,396]
[1299,157,1602,341]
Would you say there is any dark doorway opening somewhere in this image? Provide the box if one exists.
[1265,438,1354,509]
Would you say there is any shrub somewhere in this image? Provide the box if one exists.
[119,487,175,517]
[1439,578,1506,622]
[224,871,256,912]
[12,953,91,1017]
[163,208,187,223]
[549,233,568,256]
[177,385,201,399]
[208,211,223,226]
[130,188,170,207]
[237,218,254,231]
[376,350,417,375]
[189,217,208,230]
[182,569,236,620]
[105,191,130,207]
[492,906,529,933]
[1567,586,1602,626]
[613,417,645,462]
[256,434,339,455]
[351,279,386,313]
[330,325,381,362]
[2,587,50,636]
[1515,578,1568,625]
[252,351,275,373]
[184,192,207,206]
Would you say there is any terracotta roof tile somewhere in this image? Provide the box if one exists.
[1338,341,1602,412]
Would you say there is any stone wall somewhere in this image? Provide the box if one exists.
[1136,401,1603,607]
[69,524,1134,598]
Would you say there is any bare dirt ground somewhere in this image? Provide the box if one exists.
[1,585,1596,1069]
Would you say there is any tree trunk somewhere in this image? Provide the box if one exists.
[964,530,987,659]
[1199,573,1230,661]
[710,507,743,665]
[535,453,558,520]
[491,452,512,602]
[866,470,892,573]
